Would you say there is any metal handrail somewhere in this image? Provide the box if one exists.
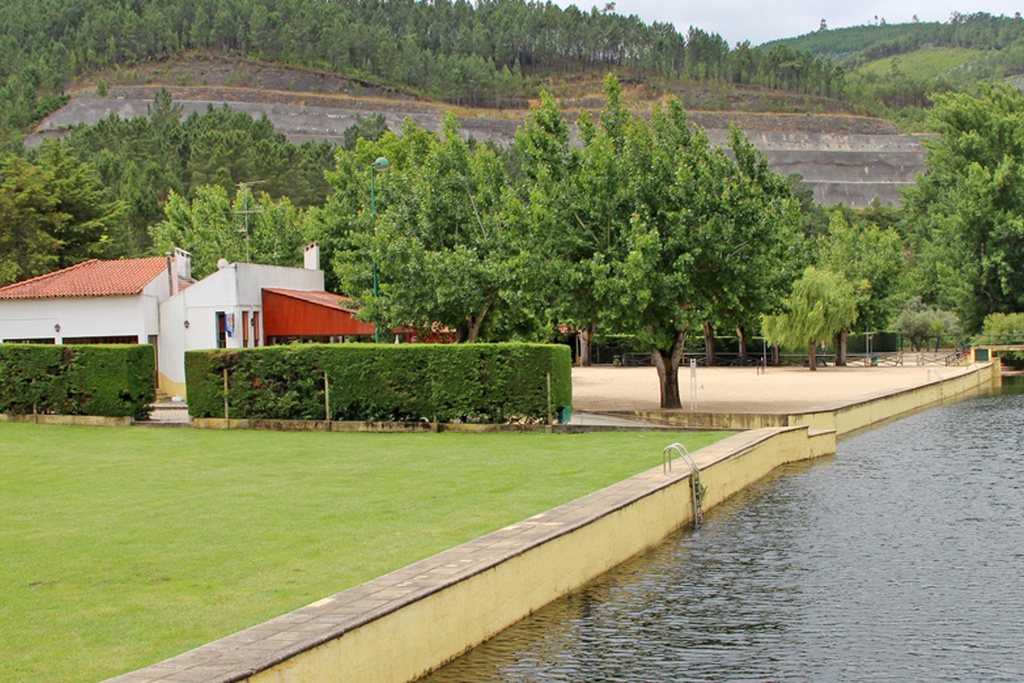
[662,443,705,529]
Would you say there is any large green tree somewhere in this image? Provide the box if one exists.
[320,116,544,342]
[512,86,628,365]
[901,84,1024,333]
[577,77,801,407]
[0,144,124,285]
[0,156,61,285]
[151,184,306,279]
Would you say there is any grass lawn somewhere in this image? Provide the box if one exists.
[855,46,983,80]
[0,422,730,682]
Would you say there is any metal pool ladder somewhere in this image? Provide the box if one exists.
[662,443,705,529]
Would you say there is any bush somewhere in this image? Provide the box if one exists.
[0,344,155,419]
[980,312,1024,368]
[186,343,573,423]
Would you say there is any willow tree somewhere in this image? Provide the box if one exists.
[762,266,859,371]
[815,210,905,364]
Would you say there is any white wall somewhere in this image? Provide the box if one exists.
[0,295,158,343]
[157,263,325,396]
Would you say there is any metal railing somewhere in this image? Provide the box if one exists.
[662,443,705,529]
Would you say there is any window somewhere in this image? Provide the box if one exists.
[62,336,139,344]
[216,312,227,348]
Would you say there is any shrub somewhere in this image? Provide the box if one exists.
[186,343,573,423]
[0,344,155,419]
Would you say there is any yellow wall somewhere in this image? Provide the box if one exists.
[108,362,1001,683]
[157,372,187,400]
[244,427,826,683]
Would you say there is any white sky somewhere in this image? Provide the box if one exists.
[550,1,1024,47]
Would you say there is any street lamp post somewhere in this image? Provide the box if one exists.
[370,156,390,343]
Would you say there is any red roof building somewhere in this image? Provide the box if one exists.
[262,288,375,342]
[0,258,173,299]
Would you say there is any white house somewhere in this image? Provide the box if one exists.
[156,255,323,397]
[0,244,374,400]
[0,250,188,347]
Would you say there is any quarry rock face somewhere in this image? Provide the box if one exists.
[30,96,927,208]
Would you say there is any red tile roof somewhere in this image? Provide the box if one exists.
[0,258,170,299]
[262,288,359,313]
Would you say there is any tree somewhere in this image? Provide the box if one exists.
[512,88,621,365]
[0,145,124,284]
[323,116,542,342]
[901,85,1024,333]
[342,113,390,151]
[893,296,960,352]
[762,267,859,370]
[580,77,801,406]
[0,156,61,285]
[150,184,306,279]
[34,142,126,269]
[815,210,905,364]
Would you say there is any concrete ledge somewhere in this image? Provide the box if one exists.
[103,362,1000,683]
[617,362,1000,437]
[190,418,567,433]
[0,413,134,427]
[106,425,829,683]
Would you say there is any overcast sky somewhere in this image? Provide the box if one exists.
[549,1,1023,47]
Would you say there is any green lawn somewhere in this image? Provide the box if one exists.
[0,423,729,682]
[855,46,983,80]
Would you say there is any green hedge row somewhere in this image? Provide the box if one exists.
[185,343,573,423]
[0,344,155,419]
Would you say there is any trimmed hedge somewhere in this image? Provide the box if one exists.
[185,343,573,423]
[0,344,155,419]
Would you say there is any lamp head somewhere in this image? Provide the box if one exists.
[371,157,391,172]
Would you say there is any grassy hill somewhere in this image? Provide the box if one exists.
[855,46,985,80]
[763,22,945,62]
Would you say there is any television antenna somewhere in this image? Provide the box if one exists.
[235,180,266,262]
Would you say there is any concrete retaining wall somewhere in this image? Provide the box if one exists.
[30,98,927,210]
[625,362,999,436]
[107,426,833,683]
[105,362,999,683]
[0,413,134,427]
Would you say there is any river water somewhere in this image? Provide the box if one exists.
[423,380,1024,682]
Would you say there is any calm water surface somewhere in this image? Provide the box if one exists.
[423,381,1024,682]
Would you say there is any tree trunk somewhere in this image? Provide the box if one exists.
[703,321,716,366]
[579,323,595,367]
[652,329,687,409]
[736,326,748,365]
[835,329,849,366]
[807,339,818,371]
[465,314,485,343]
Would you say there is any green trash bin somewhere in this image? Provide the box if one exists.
[559,405,572,424]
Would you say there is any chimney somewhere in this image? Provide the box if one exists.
[166,252,175,295]
[174,247,192,282]
[304,242,321,271]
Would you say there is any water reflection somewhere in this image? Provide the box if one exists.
[423,379,1024,682]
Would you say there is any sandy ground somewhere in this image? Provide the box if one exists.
[146,363,977,424]
[571,363,975,414]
